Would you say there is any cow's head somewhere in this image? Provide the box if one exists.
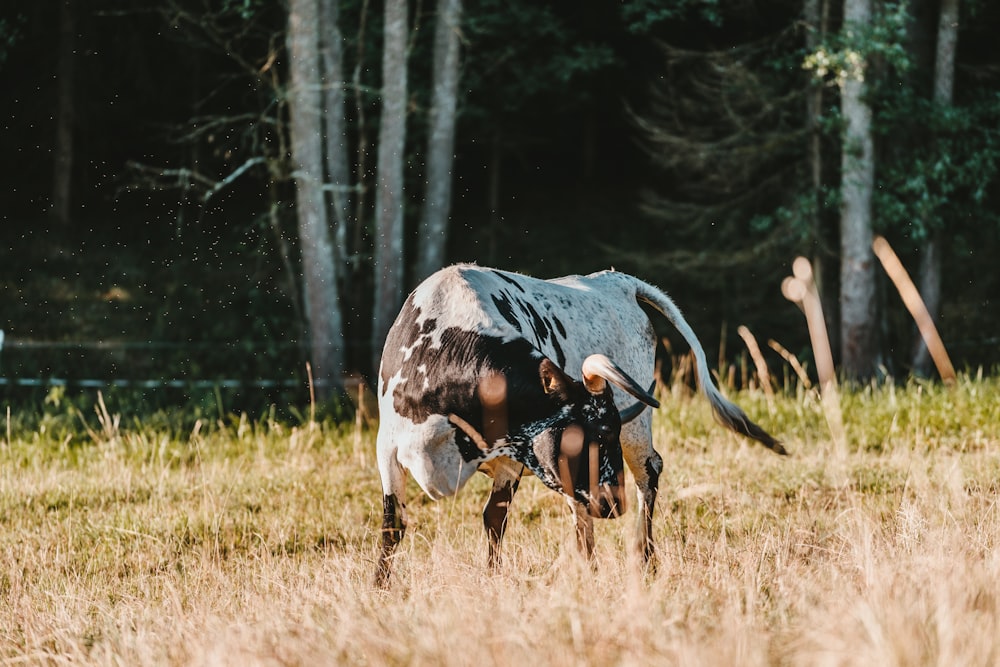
[530,355,659,519]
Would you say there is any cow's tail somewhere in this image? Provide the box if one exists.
[631,278,786,455]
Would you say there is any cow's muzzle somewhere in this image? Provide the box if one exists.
[589,475,626,519]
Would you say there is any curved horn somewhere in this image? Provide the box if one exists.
[581,354,660,408]
[618,382,658,424]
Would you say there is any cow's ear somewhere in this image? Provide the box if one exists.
[539,359,571,398]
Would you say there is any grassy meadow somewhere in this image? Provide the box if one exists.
[2,374,1000,665]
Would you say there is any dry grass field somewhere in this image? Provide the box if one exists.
[2,374,1000,665]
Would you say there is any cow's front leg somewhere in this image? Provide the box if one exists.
[570,499,595,557]
[481,459,523,569]
[484,480,519,569]
[476,372,522,570]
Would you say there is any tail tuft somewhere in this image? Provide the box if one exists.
[712,393,786,455]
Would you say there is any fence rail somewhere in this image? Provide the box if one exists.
[0,378,304,388]
[0,330,312,391]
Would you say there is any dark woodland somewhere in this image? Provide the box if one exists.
[1,0,999,415]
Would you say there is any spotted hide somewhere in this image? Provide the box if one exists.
[374,264,784,587]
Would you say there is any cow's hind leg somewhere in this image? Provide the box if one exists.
[482,459,523,570]
[374,449,408,589]
[620,418,662,568]
[632,449,663,565]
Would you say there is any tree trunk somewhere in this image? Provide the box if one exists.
[804,0,836,356]
[319,0,351,268]
[415,0,462,283]
[488,132,501,266]
[371,0,409,375]
[287,0,345,398]
[932,0,958,132]
[351,0,372,251]
[839,0,879,381]
[912,0,958,375]
[52,0,76,230]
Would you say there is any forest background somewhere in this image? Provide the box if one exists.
[1,0,999,414]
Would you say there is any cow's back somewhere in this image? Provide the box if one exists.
[379,264,656,411]
[544,271,657,383]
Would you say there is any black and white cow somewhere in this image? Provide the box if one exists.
[375,264,784,586]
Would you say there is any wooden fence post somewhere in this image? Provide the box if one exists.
[872,235,956,385]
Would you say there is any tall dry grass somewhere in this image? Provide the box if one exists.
[1,375,999,665]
